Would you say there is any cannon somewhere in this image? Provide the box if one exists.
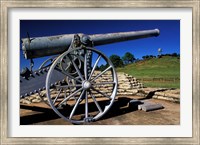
[20,29,160,124]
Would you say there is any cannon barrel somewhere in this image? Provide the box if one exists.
[21,29,160,59]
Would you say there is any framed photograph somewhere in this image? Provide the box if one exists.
[1,0,199,144]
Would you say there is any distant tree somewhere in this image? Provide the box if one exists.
[122,52,136,64]
[122,56,127,64]
[142,56,146,60]
[95,65,100,70]
[109,55,124,68]
[177,54,180,59]
[142,55,157,60]
[99,64,109,71]
[172,53,178,57]
[142,55,151,60]
[149,55,156,58]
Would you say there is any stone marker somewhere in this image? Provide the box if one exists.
[141,104,164,112]
[138,100,153,110]
[130,100,164,112]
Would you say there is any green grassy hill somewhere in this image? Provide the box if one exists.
[117,56,180,88]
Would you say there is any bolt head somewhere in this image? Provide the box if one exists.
[81,35,91,45]
[82,81,91,90]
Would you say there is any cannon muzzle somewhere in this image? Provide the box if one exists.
[21,29,160,59]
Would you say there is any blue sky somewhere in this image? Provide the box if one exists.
[20,20,180,70]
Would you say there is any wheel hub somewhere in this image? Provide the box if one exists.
[82,81,91,90]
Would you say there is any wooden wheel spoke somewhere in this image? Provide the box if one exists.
[69,90,85,119]
[91,87,111,99]
[88,55,101,81]
[91,66,112,82]
[84,51,88,80]
[53,89,62,104]
[58,87,83,107]
[69,56,84,81]
[89,91,103,113]
[55,84,82,89]
[92,81,115,86]
[85,91,88,118]
[56,67,82,83]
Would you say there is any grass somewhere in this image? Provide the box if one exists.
[117,56,180,88]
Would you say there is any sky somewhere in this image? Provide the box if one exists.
[20,20,180,70]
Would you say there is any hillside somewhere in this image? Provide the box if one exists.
[117,56,180,88]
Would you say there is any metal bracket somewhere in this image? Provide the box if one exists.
[30,59,34,72]
[84,117,94,123]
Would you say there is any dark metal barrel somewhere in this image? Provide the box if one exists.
[21,34,76,59]
[21,29,160,59]
[90,29,160,46]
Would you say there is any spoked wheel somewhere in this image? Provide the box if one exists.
[39,56,58,69]
[46,47,118,124]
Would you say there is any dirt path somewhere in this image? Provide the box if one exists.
[20,95,180,125]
